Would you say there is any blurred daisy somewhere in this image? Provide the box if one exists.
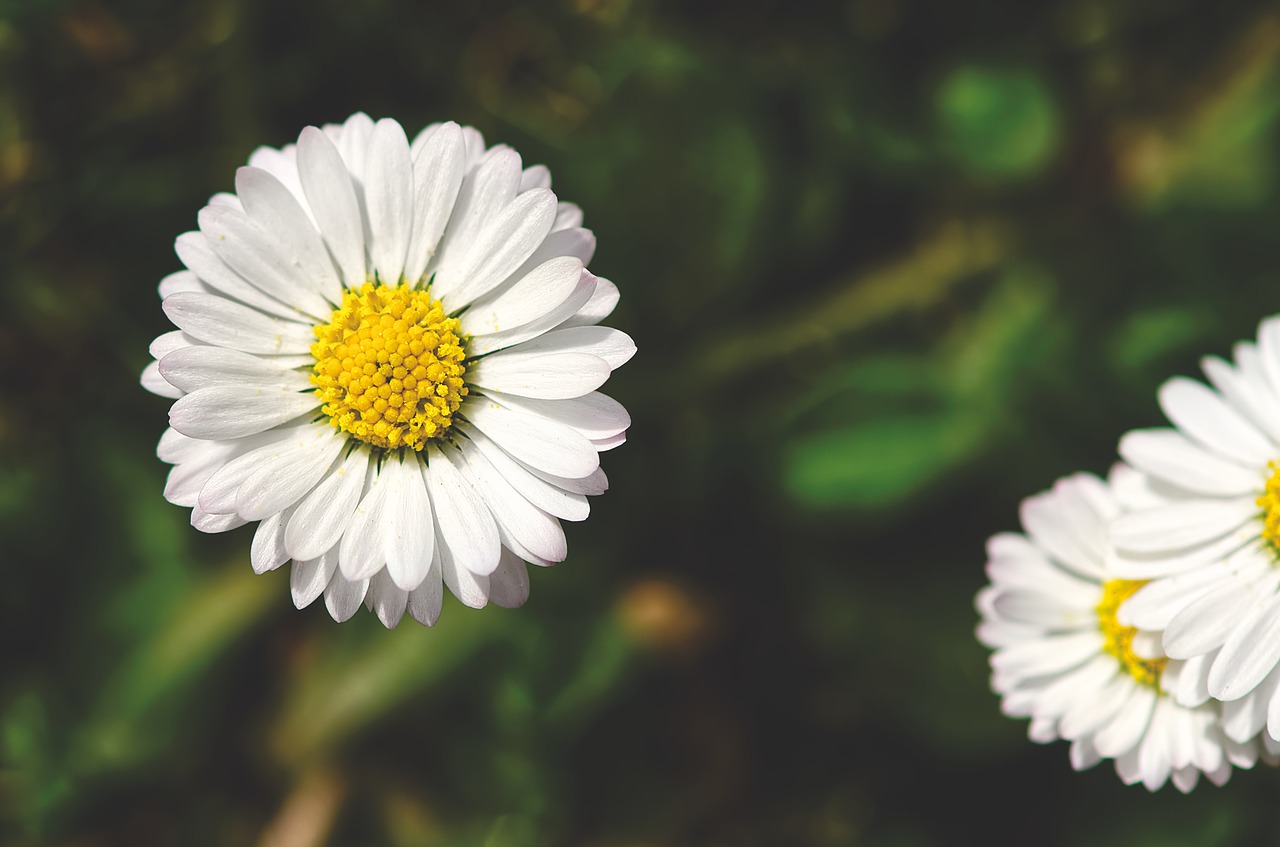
[1109,316,1280,745]
[142,113,633,627]
[976,471,1263,791]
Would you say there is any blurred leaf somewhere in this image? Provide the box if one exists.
[271,607,504,767]
[937,66,1060,178]
[1109,306,1220,374]
[79,565,276,771]
[785,411,982,508]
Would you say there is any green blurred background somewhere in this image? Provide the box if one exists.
[4,0,1280,844]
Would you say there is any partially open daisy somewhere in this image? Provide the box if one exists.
[1109,316,1280,743]
[142,113,634,627]
[976,471,1263,791]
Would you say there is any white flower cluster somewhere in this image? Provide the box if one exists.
[978,317,1280,791]
[143,113,633,628]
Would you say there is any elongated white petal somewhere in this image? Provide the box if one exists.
[170,385,319,440]
[469,350,609,400]
[1119,428,1259,497]
[364,118,413,285]
[235,165,343,304]
[463,257,585,336]
[297,126,367,288]
[381,455,436,591]
[285,448,371,561]
[198,204,332,320]
[291,547,338,608]
[461,398,599,479]
[463,430,590,521]
[175,232,303,321]
[141,361,182,398]
[403,122,465,285]
[1158,377,1275,466]
[158,345,311,393]
[162,291,315,355]
[339,462,393,581]
[423,445,500,576]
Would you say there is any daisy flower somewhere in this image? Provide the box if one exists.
[1109,316,1280,746]
[976,471,1263,791]
[141,113,634,627]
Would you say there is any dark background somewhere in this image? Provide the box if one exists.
[4,0,1280,844]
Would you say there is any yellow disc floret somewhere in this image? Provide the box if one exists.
[1097,579,1167,689]
[311,282,467,451]
[1259,462,1280,551]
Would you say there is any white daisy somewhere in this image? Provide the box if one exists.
[976,471,1263,791]
[141,113,634,627]
[1109,315,1280,745]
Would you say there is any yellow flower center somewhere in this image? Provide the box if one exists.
[310,282,467,451]
[1258,462,1280,550]
[1097,579,1167,689]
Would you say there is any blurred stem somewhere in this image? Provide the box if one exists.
[256,765,346,847]
[695,218,1013,382]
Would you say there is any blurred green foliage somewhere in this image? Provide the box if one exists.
[4,0,1280,845]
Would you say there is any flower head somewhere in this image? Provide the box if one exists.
[1109,316,1280,748]
[976,471,1264,791]
[142,113,634,627]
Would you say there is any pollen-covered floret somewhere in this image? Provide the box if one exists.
[311,282,467,450]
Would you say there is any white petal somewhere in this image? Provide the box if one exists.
[499,326,636,370]
[403,122,466,285]
[1165,570,1280,660]
[162,291,315,355]
[430,147,522,297]
[197,204,332,319]
[462,430,590,520]
[1093,686,1156,758]
[459,443,567,564]
[367,569,409,628]
[158,345,311,393]
[141,361,183,398]
[461,397,599,478]
[169,385,319,440]
[462,257,585,336]
[324,572,369,622]
[407,561,444,626]
[149,329,200,360]
[466,270,598,356]
[196,425,333,513]
[235,165,342,304]
[1204,350,1280,445]
[1109,498,1258,555]
[292,547,338,608]
[469,350,609,400]
[339,462,393,581]
[437,188,558,310]
[234,429,346,520]
[364,118,413,285]
[297,126,367,288]
[158,270,205,298]
[381,454,436,591]
[1208,590,1280,700]
[489,549,531,608]
[251,506,294,574]
[423,445,501,576]
[191,505,246,533]
[1158,377,1276,466]
[520,164,550,191]
[1119,428,1260,497]
[438,536,490,608]
[175,232,303,320]
[553,202,582,231]
[479,391,630,441]
[557,277,619,330]
[284,447,371,561]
